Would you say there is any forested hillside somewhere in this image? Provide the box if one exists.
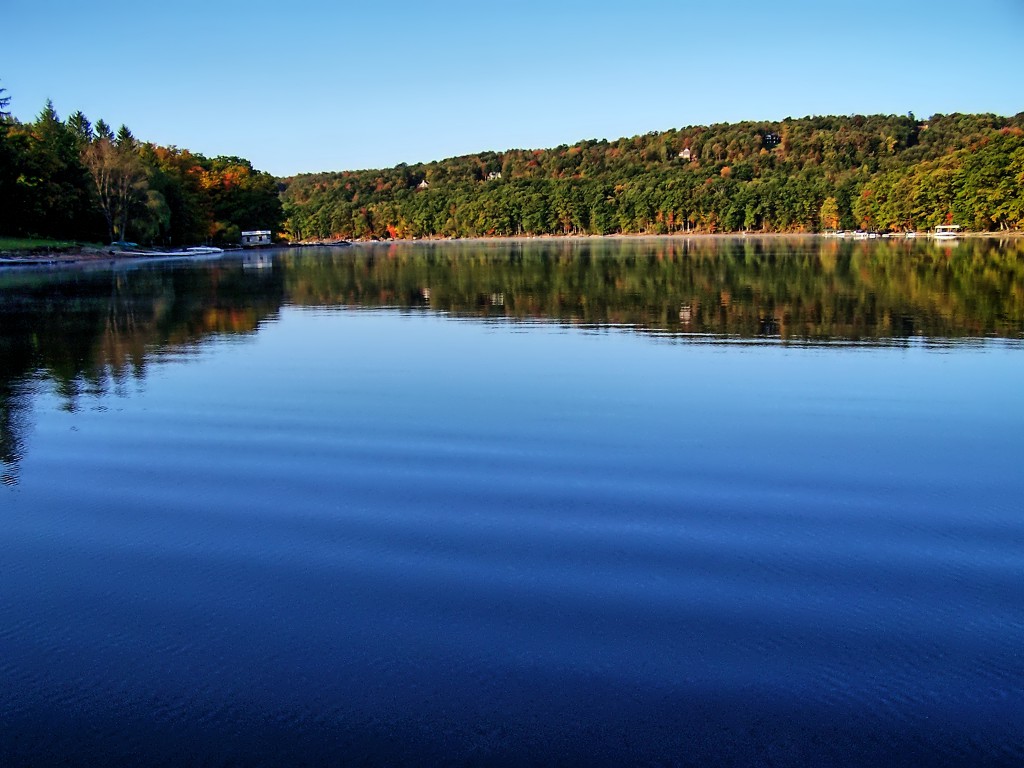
[282,113,1024,240]
[2,83,1021,247]
[0,87,283,246]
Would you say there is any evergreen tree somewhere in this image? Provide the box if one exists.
[94,119,114,142]
[115,124,136,149]
[0,81,10,121]
[67,111,92,146]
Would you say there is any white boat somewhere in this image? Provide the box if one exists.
[186,246,224,254]
[933,225,961,240]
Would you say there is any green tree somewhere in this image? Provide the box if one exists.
[94,119,114,142]
[67,111,92,146]
[0,81,21,235]
[115,124,136,149]
[17,100,97,238]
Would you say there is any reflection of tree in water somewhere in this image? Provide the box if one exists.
[0,381,30,486]
[280,237,1024,340]
[1,240,1022,482]
[0,295,39,485]
[0,262,285,484]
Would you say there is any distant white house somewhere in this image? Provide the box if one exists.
[486,171,502,181]
[241,230,272,247]
[417,180,430,189]
[678,148,693,161]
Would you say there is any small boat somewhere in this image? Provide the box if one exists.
[186,246,225,254]
[933,225,961,240]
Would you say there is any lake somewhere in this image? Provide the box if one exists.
[1,237,1023,766]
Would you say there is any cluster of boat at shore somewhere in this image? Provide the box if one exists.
[110,244,227,258]
[104,226,970,259]
[824,225,961,241]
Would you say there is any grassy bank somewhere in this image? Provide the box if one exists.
[0,237,100,253]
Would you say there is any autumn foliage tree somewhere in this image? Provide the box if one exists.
[82,134,148,242]
[281,112,1024,239]
[0,93,283,245]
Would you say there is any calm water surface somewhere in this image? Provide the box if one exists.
[2,238,1023,765]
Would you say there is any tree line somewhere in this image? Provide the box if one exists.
[2,83,1021,245]
[0,85,283,246]
[281,112,1024,240]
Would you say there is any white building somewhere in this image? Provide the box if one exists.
[241,230,272,247]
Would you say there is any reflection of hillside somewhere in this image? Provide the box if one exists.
[280,238,1024,340]
[2,239,1022,483]
[0,263,285,484]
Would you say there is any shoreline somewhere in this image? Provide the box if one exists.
[312,229,1024,247]
[2,230,1020,271]
[0,245,235,271]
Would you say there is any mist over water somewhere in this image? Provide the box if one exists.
[2,238,1023,766]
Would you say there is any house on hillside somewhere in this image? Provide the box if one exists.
[417,179,430,190]
[678,148,693,162]
[486,171,502,181]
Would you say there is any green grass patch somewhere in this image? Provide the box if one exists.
[0,237,102,252]
[0,236,75,251]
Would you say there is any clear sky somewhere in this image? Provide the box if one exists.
[3,0,1022,177]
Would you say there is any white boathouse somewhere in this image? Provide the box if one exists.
[241,230,272,247]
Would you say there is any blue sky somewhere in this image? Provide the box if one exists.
[3,0,1022,177]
